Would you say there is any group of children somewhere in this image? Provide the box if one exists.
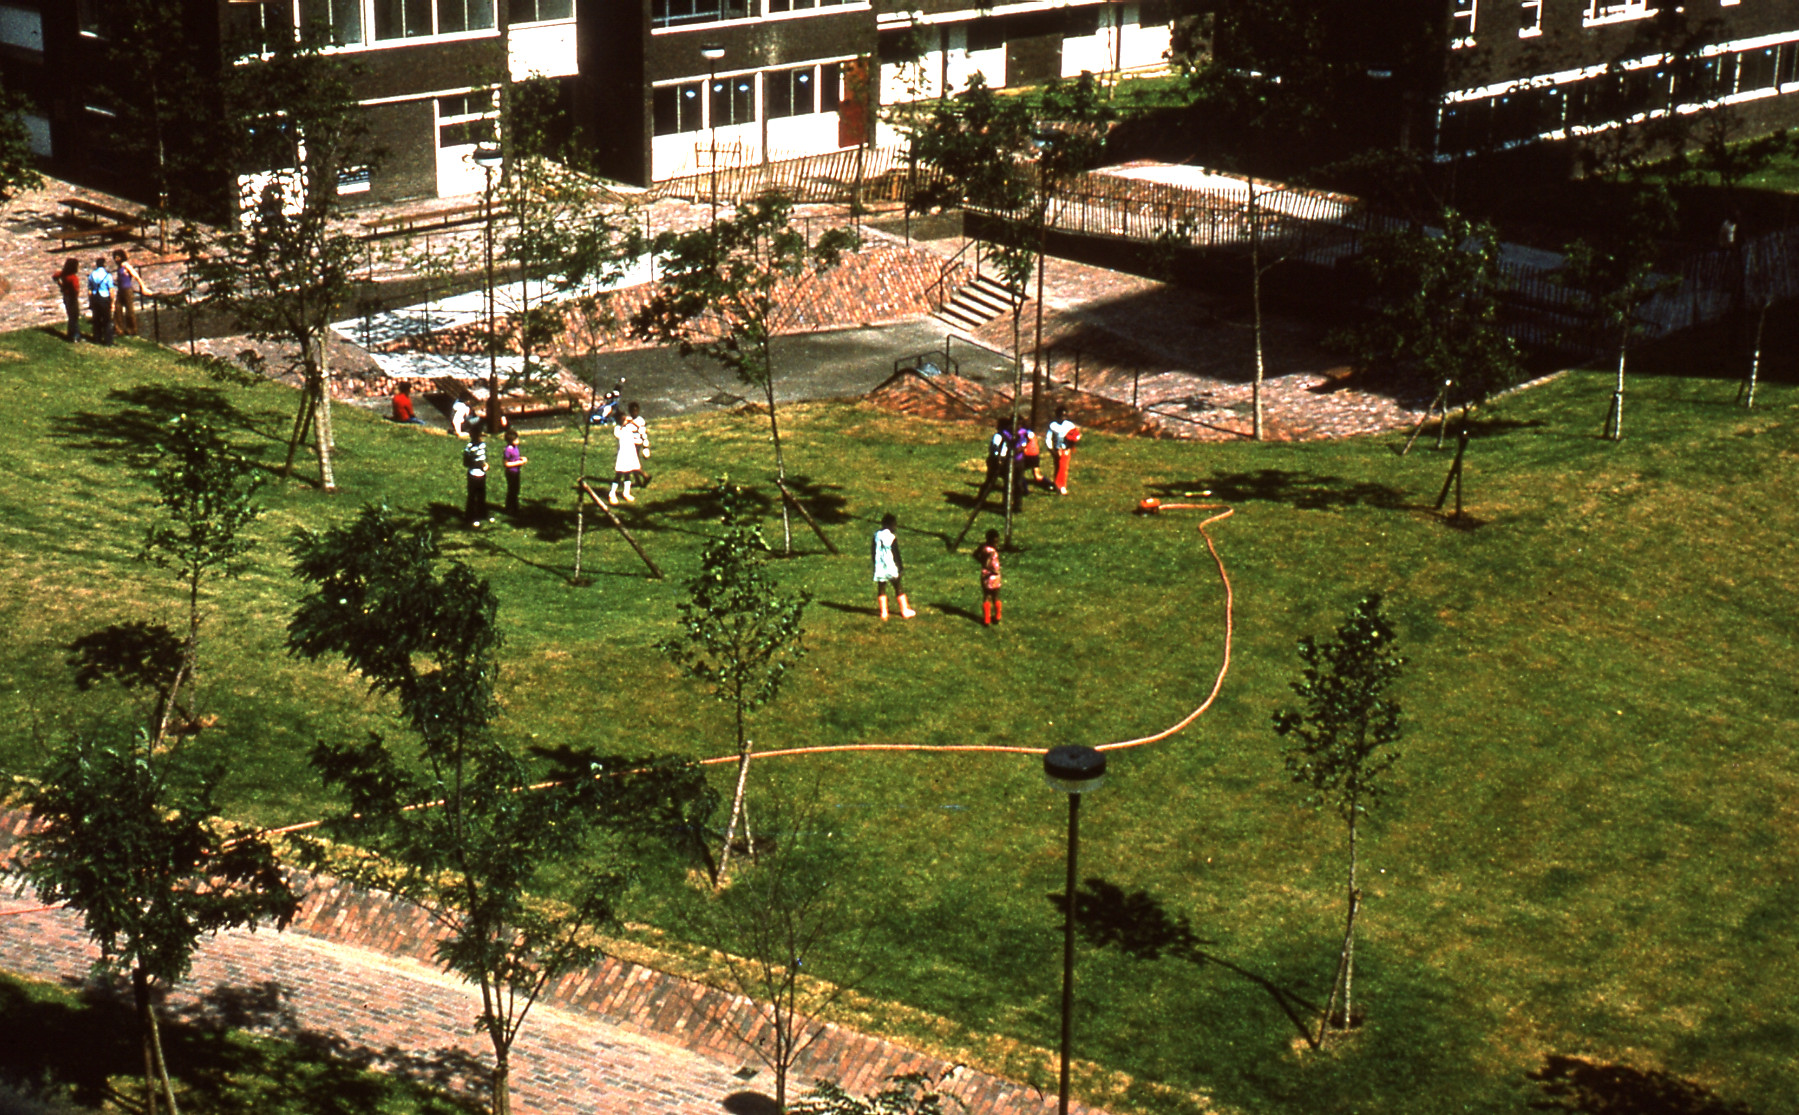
[461,424,528,528]
[873,406,1081,627]
[985,407,1083,510]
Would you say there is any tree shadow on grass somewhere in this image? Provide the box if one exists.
[1147,472,1408,512]
[48,384,293,471]
[1054,878,1324,1046]
[0,976,479,1115]
[1527,1054,1757,1114]
[816,600,880,618]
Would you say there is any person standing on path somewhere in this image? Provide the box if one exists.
[53,258,82,343]
[973,528,1003,626]
[464,428,488,528]
[112,249,149,338]
[1046,407,1080,495]
[503,429,527,515]
[86,257,115,346]
[872,513,916,621]
[610,402,648,504]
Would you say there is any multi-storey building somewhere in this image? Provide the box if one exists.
[0,0,1172,204]
[8,1,1796,208]
[1435,0,1799,159]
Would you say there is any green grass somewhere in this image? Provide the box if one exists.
[0,970,472,1114]
[3,323,1797,1115]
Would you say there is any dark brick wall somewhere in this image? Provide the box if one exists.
[582,0,651,184]
[362,99,440,204]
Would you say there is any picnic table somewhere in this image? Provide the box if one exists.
[53,198,149,247]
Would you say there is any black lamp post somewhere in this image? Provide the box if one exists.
[1043,745,1106,1115]
[474,144,503,434]
[700,44,726,227]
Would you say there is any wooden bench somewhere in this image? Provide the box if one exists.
[54,198,150,247]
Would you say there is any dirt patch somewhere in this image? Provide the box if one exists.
[867,368,1174,437]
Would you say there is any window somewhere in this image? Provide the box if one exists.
[1780,43,1799,88]
[1519,0,1542,37]
[767,67,817,118]
[820,62,842,111]
[710,76,756,127]
[1452,0,1476,46]
[300,0,366,45]
[768,0,849,13]
[337,165,373,195]
[438,92,497,148]
[651,0,749,28]
[653,82,704,135]
[75,0,101,36]
[1584,0,1652,26]
[436,0,495,33]
[512,0,574,20]
[1139,0,1172,29]
[1739,47,1778,93]
[372,0,493,40]
[967,20,1004,53]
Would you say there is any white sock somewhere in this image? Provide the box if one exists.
[623,481,634,500]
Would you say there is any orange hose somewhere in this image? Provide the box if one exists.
[25,503,1238,878]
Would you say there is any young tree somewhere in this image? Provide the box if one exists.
[19,730,297,1115]
[88,0,223,240]
[1337,209,1521,509]
[680,787,873,1111]
[190,27,369,493]
[138,415,264,742]
[287,505,710,1115]
[1272,594,1405,1044]
[479,77,641,433]
[660,481,808,882]
[1557,185,1678,440]
[631,191,858,552]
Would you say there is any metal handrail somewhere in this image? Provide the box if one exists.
[926,237,984,313]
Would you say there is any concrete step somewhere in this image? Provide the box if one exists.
[934,274,1019,334]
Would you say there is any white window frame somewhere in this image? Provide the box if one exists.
[1584,0,1655,28]
[315,0,501,51]
[1452,0,1476,48]
[1519,0,1543,38]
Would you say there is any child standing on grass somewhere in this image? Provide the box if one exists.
[53,258,81,343]
[872,513,916,621]
[463,428,488,528]
[973,528,1003,626]
[503,429,527,515]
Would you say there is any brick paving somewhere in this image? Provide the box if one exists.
[0,813,1118,1115]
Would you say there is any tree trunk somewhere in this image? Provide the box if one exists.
[145,992,182,1115]
[1003,305,1022,547]
[282,379,314,480]
[134,967,159,1115]
[492,1045,511,1115]
[717,699,753,882]
[1030,228,1047,432]
[572,379,598,583]
[1742,298,1768,408]
[1606,331,1627,441]
[763,370,793,555]
[1249,179,1266,441]
[1342,809,1359,1029]
[313,340,339,492]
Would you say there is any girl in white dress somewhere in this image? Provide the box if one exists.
[609,403,650,503]
[871,513,916,621]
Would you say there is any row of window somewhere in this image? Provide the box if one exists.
[652,0,850,30]
[299,0,571,47]
[437,91,500,148]
[1440,41,1799,154]
[653,63,844,135]
[1452,0,1680,44]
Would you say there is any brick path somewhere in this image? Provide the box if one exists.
[0,816,1113,1115]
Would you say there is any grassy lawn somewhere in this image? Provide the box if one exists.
[0,971,471,1114]
[2,322,1796,1115]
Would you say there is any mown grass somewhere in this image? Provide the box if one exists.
[0,970,474,1114]
[2,321,1796,1115]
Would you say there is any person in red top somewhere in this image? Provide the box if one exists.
[391,382,427,425]
[53,259,82,344]
[973,528,1003,626]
